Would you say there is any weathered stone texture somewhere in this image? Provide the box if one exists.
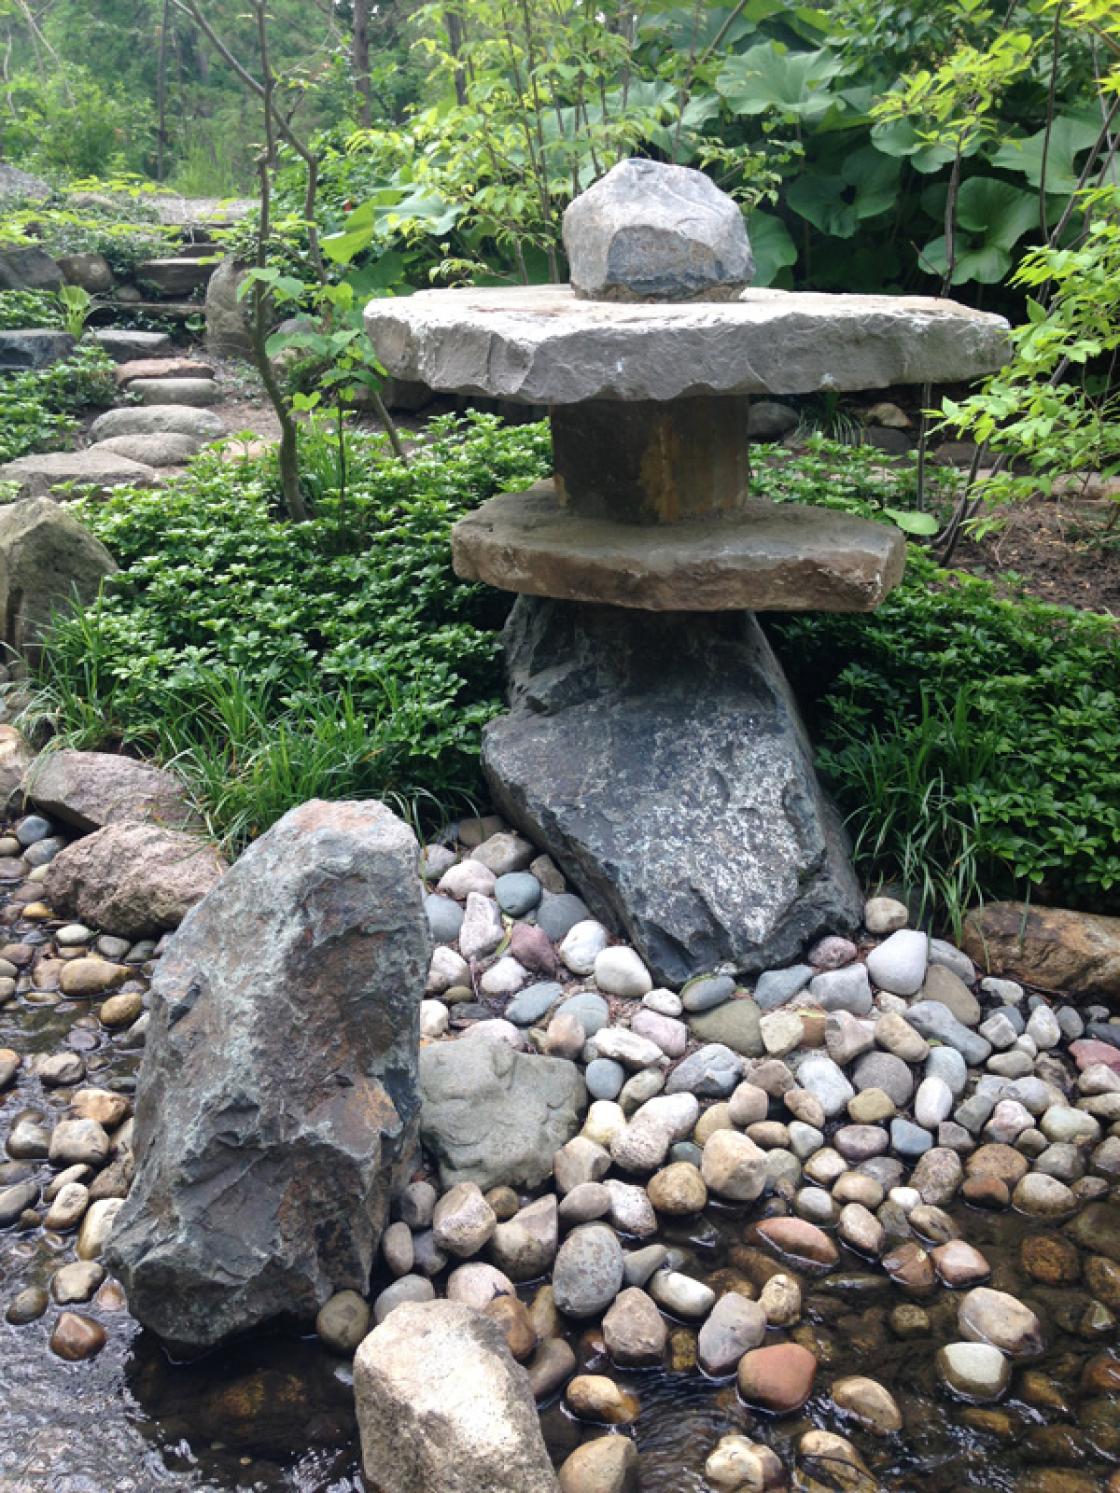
[453,482,905,613]
[563,158,753,303]
[0,449,160,502]
[0,498,116,665]
[963,902,1120,1003]
[21,749,201,832]
[420,1037,586,1191]
[483,599,862,986]
[105,800,429,1351]
[365,285,1010,405]
[354,1300,558,1492]
[45,823,227,940]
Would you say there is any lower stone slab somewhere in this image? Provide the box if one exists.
[453,481,905,612]
[483,599,862,986]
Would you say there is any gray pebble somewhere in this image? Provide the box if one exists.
[505,981,563,1026]
[680,974,735,1013]
[891,1118,933,1158]
[555,991,610,1037]
[808,963,872,1015]
[15,815,52,847]
[585,1058,626,1100]
[24,836,64,867]
[753,964,812,1012]
[495,872,542,917]
[665,1043,742,1098]
[1056,1006,1084,1041]
[536,892,591,942]
[424,893,465,944]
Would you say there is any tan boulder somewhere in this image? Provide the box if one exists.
[962,902,1120,1002]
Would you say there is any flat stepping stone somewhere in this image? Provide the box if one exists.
[114,357,215,387]
[148,194,253,227]
[135,257,217,296]
[91,329,173,362]
[366,284,1010,405]
[129,377,222,408]
[0,449,160,499]
[453,480,905,613]
[94,432,208,467]
[89,404,226,442]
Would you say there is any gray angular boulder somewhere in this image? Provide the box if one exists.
[105,799,430,1352]
[563,158,753,302]
[205,258,255,359]
[483,598,861,986]
[354,1300,559,1493]
[0,163,51,203]
[0,330,76,373]
[0,498,116,666]
[420,1038,586,1191]
[45,822,227,939]
[21,749,201,833]
[0,246,63,292]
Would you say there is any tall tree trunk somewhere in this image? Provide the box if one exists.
[156,0,171,181]
[446,10,467,107]
[352,0,371,126]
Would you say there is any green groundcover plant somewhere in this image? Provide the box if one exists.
[758,443,1120,931]
[24,426,1120,931]
[0,343,116,464]
[27,413,551,848]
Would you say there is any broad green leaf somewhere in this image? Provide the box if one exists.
[870,118,956,171]
[954,177,1041,251]
[745,209,798,286]
[786,173,859,237]
[842,145,902,219]
[920,234,1012,285]
[992,112,1102,194]
[716,42,849,121]
[884,507,939,535]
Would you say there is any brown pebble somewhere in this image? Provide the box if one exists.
[1082,1353,1120,1394]
[565,1374,640,1425]
[50,1311,107,1361]
[1021,1233,1081,1286]
[737,1342,817,1413]
[483,1185,519,1221]
[961,1174,1010,1209]
[99,991,143,1028]
[482,1294,537,1362]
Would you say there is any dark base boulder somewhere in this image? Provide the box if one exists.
[105,799,430,1353]
[484,599,861,986]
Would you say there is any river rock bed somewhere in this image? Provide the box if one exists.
[2,804,1120,1491]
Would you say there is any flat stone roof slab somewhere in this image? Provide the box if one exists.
[366,285,1009,405]
[452,482,906,612]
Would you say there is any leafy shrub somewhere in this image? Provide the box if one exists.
[30,413,552,846]
[0,342,116,463]
[27,422,1119,921]
[762,442,1120,927]
[0,290,65,331]
[1,65,154,178]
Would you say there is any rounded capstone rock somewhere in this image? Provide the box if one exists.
[563,158,754,304]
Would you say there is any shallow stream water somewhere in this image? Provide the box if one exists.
[2,909,1118,1492]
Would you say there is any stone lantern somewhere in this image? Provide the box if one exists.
[365,159,1009,985]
